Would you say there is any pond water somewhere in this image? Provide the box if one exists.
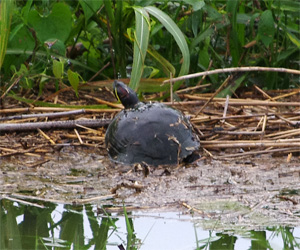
[1,199,299,250]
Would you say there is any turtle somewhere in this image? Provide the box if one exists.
[105,80,200,166]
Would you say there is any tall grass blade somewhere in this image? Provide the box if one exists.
[130,7,150,91]
[145,6,190,90]
[0,0,15,69]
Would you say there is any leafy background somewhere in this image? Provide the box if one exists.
[0,0,299,99]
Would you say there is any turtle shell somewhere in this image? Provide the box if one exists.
[105,102,200,166]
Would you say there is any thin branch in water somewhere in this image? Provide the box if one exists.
[2,196,45,208]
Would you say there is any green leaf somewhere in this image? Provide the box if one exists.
[147,46,176,77]
[143,66,159,78]
[272,0,300,12]
[0,0,14,68]
[52,59,64,79]
[182,0,205,11]
[67,69,80,96]
[276,48,298,62]
[204,5,223,20]
[79,0,103,25]
[190,27,214,51]
[226,0,238,28]
[28,2,72,43]
[198,38,210,69]
[129,7,150,90]
[192,9,201,37]
[4,24,35,73]
[286,32,300,48]
[258,10,275,47]
[145,6,190,90]
[21,0,33,24]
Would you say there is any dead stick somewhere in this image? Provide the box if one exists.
[0,75,23,99]
[2,196,45,208]
[163,67,300,83]
[254,85,276,101]
[261,115,267,140]
[175,83,211,93]
[221,95,230,123]
[0,107,119,114]
[88,62,110,82]
[201,141,300,148]
[272,89,300,100]
[214,147,299,159]
[275,114,298,127]
[8,193,72,205]
[215,131,263,135]
[38,128,56,145]
[265,128,300,138]
[74,128,83,144]
[195,75,231,116]
[84,94,122,108]
[180,96,300,107]
[0,109,86,121]
[74,194,116,204]
[202,138,300,144]
[0,119,111,132]
[0,145,46,157]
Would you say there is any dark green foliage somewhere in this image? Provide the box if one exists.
[0,0,299,97]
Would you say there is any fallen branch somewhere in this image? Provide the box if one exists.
[0,109,86,121]
[0,107,120,114]
[213,147,300,159]
[0,119,111,132]
[201,140,300,148]
[181,95,300,107]
[163,67,300,83]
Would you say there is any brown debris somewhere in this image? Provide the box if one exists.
[0,87,299,160]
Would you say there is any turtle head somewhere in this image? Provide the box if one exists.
[113,80,139,109]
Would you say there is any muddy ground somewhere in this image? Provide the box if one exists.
[1,145,299,230]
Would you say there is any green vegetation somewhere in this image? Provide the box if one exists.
[0,0,299,100]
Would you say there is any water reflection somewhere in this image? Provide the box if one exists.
[1,199,299,249]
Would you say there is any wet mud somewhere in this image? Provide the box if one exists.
[1,146,299,230]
